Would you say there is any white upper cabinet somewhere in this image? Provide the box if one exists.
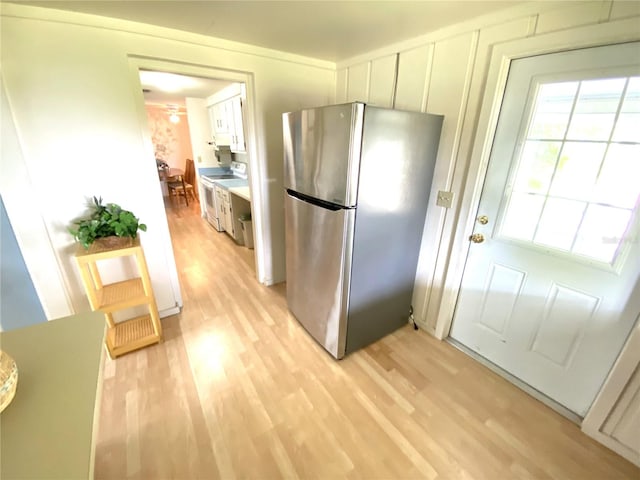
[207,83,246,153]
[229,96,245,152]
[210,102,230,134]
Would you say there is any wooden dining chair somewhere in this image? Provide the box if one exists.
[168,159,197,205]
[184,158,198,201]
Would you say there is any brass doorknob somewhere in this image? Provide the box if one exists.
[469,233,485,243]
[477,215,489,225]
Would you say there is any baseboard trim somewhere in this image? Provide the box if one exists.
[446,337,582,425]
[159,306,181,318]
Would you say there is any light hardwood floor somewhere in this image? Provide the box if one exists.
[94,199,639,479]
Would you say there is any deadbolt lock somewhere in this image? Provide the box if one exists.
[477,215,489,225]
[469,233,485,244]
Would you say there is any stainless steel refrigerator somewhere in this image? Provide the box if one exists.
[283,102,443,359]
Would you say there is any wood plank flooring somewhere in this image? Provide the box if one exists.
[94,199,639,479]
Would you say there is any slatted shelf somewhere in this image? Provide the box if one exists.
[74,237,163,358]
[96,278,148,312]
[106,315,160,357]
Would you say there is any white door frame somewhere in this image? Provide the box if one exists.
[582,318,640,466]
[126,56,267,297]
[432,17,640,340]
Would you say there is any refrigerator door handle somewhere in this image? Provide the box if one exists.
[285,189,347,211]
[284,191,355,359]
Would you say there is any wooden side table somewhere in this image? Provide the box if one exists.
[74,237,163,358]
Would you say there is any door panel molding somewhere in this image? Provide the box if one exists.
[529,283,599,368]
[476,263,525,338]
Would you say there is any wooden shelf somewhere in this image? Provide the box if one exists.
[106,315,161,357]
[74,237,162,358]
[96,278,148,312]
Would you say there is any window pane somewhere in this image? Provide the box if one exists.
[513,141,560,194]
[575,78,626,113]
[573,205,633,263]
[529,82,577,139]
[567,113,617,140]
[549,141,606,201]
[612,77,640,142]
[534,198,586,250]
[592,144,640,209]
[567,78,626,140]
[500,193,545,242]
[613,113,640,142]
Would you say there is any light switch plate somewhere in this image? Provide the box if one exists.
[436,190,454,208]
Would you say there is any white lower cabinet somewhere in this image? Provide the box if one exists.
[214,185,251,245]
[214,185,226,231]
[222,189,234,237]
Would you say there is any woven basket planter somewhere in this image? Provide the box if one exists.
[94,236,134,249]
[0,350,18,413]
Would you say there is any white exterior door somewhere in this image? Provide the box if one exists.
[450,42,640,416]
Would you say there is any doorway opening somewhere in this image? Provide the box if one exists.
[128,57,265,311]
[138,70,234,210]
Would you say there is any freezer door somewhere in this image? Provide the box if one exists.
[283,103,364,207]
[284,190,355,359]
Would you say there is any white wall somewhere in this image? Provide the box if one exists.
[6,1,637,324]
[0,194,47,331]
[0,79,74,319]
[185,98,214,169]
[335,0,640,335]
[146,104,194,169]
[207,83,244,105]
[185,97,215,217]
[0,3,335,318]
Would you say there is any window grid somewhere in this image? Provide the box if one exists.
[499,76,640,264]
[569,79,629,253]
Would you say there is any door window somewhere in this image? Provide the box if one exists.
[499,76,640,265]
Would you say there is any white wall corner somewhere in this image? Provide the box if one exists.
[0,78,74,319]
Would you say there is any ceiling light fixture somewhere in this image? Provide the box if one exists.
[166,104,181,124]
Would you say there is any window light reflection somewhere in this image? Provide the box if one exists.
[360,141,404,213]
[193,331,228,377]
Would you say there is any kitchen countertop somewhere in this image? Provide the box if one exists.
[229,186,251,202]
[198,166,232,176]
[0,311,104,479]
[209,177,249,189]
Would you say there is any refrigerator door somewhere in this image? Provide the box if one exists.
[284,190,355,359]
[283,103,364,207]
[345,107,444,354]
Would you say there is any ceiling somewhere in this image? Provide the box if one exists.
[8,0,528,62]
[139,70,233,107]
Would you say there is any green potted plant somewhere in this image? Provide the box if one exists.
[69,196,147,249]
